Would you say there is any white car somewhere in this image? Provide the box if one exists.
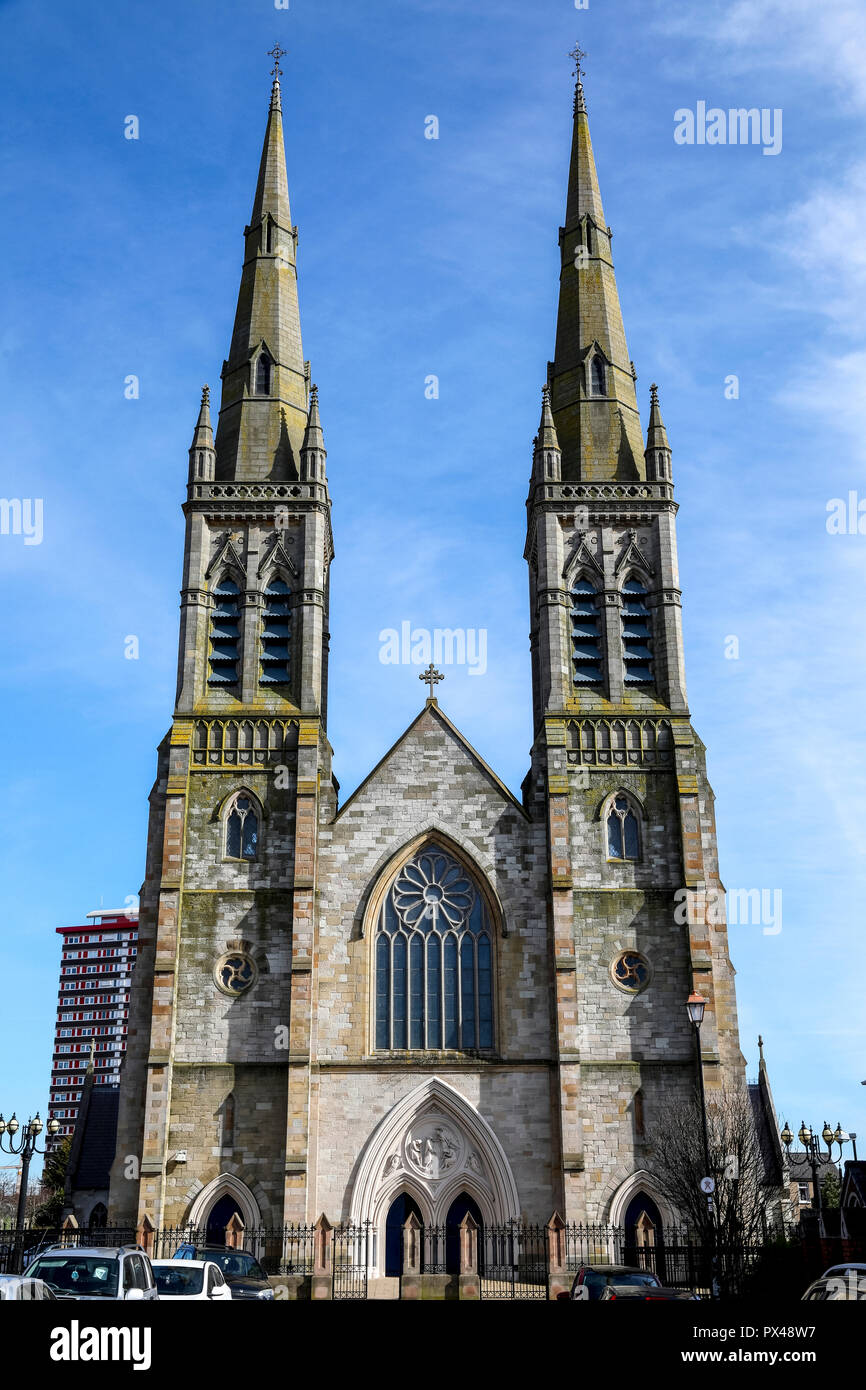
[25,1245,159,1300]
[151,1259,233,1301]
[0,1274,56,1300]
[803,1262,866,1301]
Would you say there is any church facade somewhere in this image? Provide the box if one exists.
[109,62,746,1268]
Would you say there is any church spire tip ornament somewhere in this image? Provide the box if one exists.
[569,43,587,114]
[268,41,287,109]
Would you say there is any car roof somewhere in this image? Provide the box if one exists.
[581,1263,658,1274]
[182,1251,252,1262]
[823,1263,866,1274]
[32,1246,138,1258]
[152,1259,214,1269]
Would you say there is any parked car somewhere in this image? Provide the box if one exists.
[599,1283,699,1300]
[562,1263,665,1300]
[24,1245,159,1301]
[0,1274,56,1300]
[172,1245,274,1300]
[803,1263,866,1301]
[151,1258,233,1301]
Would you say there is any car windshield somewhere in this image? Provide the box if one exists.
[27,1255,119,1297]
[154,1266,205,1295]
[585,1269,660,1293]
[204,1252,264,1280]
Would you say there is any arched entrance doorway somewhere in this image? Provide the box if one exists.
[384,1192,423,1276]
[206,1193,245,1247]
[445,1191,484,1275]
[87,1202,108,1230]
[623,1192,664,1280]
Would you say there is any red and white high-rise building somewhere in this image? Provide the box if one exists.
[47,909,139,1146]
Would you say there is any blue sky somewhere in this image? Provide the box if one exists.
[2,0,865,1174]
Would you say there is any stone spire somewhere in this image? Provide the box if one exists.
[215,62,308,482]
[550,60,645,482]
[532,383,561,483]
[300,383,327,483]
[188,385,215,484]
[644,383,672,482]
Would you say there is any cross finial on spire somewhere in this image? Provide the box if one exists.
[201,384,210,406]
[569,43,587,81]
[420,663,444,701]
[650,382,659,402]
[268,42,287,80]
[569,43,587,114]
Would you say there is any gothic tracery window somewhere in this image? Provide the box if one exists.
[607,793,640,860]
[375,845,494,1052]
[225,793,259,860]
[591,355,606,395]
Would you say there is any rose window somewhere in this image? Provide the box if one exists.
[611,951,651,993]
[214,951,257,996]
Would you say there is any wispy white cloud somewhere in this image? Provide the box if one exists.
[658,0,866,112]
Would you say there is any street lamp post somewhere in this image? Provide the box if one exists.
[686,992,717,1294]
[780,1120,847,1221]
[0,1112,61,1228]
[686,993,712,1180]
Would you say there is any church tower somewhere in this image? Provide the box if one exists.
[525,59,745,1219]
[110,54,335,1228]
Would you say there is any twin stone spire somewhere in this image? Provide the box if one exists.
[191,63,669,489]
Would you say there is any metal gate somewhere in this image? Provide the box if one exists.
[480,1222,548,1299]
[332,1221,370,1300]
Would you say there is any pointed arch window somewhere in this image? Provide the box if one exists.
[224,793,259,860]
[375,845,494,1052]
[259,577,291,685]
[255,354,272,395]
[571,577,603,685]
[209,576,242,686]
[621,577,654,684]
[607,793,641,861]
[220,1093,235,1152]
[591,356,606,396]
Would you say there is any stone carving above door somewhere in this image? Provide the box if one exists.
[353,1077,521,1231]
[404,1118,460,1180]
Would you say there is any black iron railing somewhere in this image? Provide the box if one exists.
[480,1222,548,1299]
[332,1221,370,1300]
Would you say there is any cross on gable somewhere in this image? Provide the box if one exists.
[419,664,444,701]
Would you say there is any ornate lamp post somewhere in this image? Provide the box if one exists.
[686,991,718,1295]
[0,1112,60,1227]
[780,1121,825,1217]
[686,992,712,1183]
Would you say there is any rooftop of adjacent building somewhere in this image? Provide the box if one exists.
[56,910,138,937]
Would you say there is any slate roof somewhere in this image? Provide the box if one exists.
[68,1083,120,1192]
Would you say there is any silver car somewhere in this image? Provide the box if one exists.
[24,1245,159,1301]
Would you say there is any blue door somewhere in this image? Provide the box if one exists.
[445,1192,483,1275]
[385,1193,423,1276]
